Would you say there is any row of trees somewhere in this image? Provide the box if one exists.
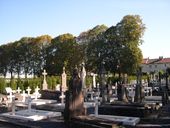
[0,15,145,79]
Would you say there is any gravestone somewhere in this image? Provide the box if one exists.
[42,69,48,90]
[34,86,40,100]
[60,67,67,104]
[26,86,31,95]
[64,68,85,121]
[81,62,86,93]
[61,67,67,92]
[91,73,97,88]
[16,87,21,94]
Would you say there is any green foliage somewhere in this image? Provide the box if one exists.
[10,78,17,90]
[0,78,6,93]
[0,15,145,77]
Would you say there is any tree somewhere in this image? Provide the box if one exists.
[45,33,84,75]
[105,15,145,75]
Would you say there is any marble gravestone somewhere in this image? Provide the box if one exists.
[42,69,48,90]
[64,68,85,121]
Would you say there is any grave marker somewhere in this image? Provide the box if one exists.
[42,69,48,90]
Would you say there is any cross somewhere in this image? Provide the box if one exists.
[16,87,21,94]
[7,92,15,103]
[35,86,40,92]
[42,69,47,79]
[21,90,27,102]
[60,91,65,104]
[34,86,40,100]
[26,87,31,95]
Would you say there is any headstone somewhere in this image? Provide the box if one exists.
[61,67,67,92]
[91,73,97,88]
[16,87,21,94]
[81,62,86,92]
[26,86,31,95]
[34,86,40,100]
[42,69,48,90]
[56,84,60,91]
[64,67,85,121]
[21,90,27,102]
[27,96,32,113]
[6,87,15,103]
[7,92,15,103]
[60,91,65,104]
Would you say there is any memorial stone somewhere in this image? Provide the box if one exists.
[64,68,85,121]
[42,69,48,90]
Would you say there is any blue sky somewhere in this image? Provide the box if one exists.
[0,0,170,58]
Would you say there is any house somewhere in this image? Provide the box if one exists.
[141,57,170,73]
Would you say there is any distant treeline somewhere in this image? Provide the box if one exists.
[0,15,145,79]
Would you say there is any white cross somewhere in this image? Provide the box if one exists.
[35,86,40,92]
[34,86,40,100]
[21,90,27,102]
[16,87,21,94]
[7,92,15,103]
[60,92,65,104]
[26,87,31,95]
[42,69,47,79]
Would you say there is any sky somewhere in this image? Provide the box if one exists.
[0,0,170,59]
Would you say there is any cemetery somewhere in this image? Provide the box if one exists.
[0,62,170,128]
[0,6,170,127]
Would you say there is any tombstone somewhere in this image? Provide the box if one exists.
[26,96,32,113]
[60,91,65,104]
[16,87,21,94]
[21,90,27,102]
[99,61,107,103]
[56,84,60,91]
[91,73,97,88]
[64,67,85,121]
[42,69,48,90]
[134,67,145,103]
[61,67,67,92]
[5,87,15,102]
[34,86,40,100]
[81,62,86,93]
[26,86,31,95]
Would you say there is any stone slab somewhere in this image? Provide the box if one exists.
[1,109,61,121]
[89,114,140,126]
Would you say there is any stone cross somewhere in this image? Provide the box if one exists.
[7,92,15,103]
[27,96,32,113]
[81,62,86,91]
[60,91,65,104]
[42,69,48,90]
[16,87,21,94]
[61,67,67,92]
[34,86,40,100]
[26,86,31,95]
[21,90,27,102]
[91,73,97,88]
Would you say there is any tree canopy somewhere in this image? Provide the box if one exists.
[0,15,145,78]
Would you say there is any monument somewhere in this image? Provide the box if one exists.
[64,67,85,122]
[42,69,48,90]
[81,62,86,93]
[61,67,67,92]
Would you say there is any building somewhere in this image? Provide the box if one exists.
[141,57,170,73]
